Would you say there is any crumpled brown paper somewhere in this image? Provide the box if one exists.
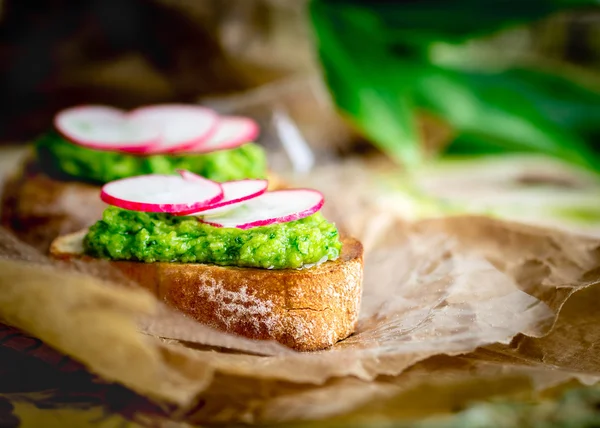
[2,160,600,424]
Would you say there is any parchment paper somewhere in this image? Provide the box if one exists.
[2,159,600,424]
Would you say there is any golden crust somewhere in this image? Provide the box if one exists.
[50,232,363,351]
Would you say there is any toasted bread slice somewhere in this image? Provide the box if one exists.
[50,230,363,351]
[1,159,287,253]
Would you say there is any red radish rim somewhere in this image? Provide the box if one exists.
[200,188,325,230]
[184,116,260,154]
[100,174,224,213]
[174,171,269,216]
[128,104,220,154]
[54,105,163,154]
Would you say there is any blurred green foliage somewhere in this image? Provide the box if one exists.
[309,0,600,172]
[287,385,600,427]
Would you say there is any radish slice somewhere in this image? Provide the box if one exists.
[129,104,218,154]
[187,116,259,153]
[100,174,223,213]
[200,189,324,229]
[175,170,268,216]
[54,106,162,152]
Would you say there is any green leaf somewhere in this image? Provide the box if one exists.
[309,0,600,173]
[309,1,423,167]
[415,69,600,170]
[317,0,599,44]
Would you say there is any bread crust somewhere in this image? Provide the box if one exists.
[1,160,286,253]
[51,232,363,351]
[1,161,106,252]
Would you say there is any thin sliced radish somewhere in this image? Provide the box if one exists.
[200,189,324,229]
[175,170,268,216]
[186,116,259,153]
[129,104,218,154]
[54,105,162,153]
[101,174,223,213]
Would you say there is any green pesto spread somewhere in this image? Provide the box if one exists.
[34,132,267,184]
[83,207,342,269]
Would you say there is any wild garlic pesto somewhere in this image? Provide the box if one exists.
[34,132,267,184]
[83,207,342,269]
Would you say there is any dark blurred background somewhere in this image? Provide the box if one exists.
[0,0,320,142]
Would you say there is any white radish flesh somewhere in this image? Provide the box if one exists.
[100,174,223,213]
[200,189,324,229]
[54,106,161,152]
[176,170,268,216]
[129,104,219,153]
[187,116,259,153]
